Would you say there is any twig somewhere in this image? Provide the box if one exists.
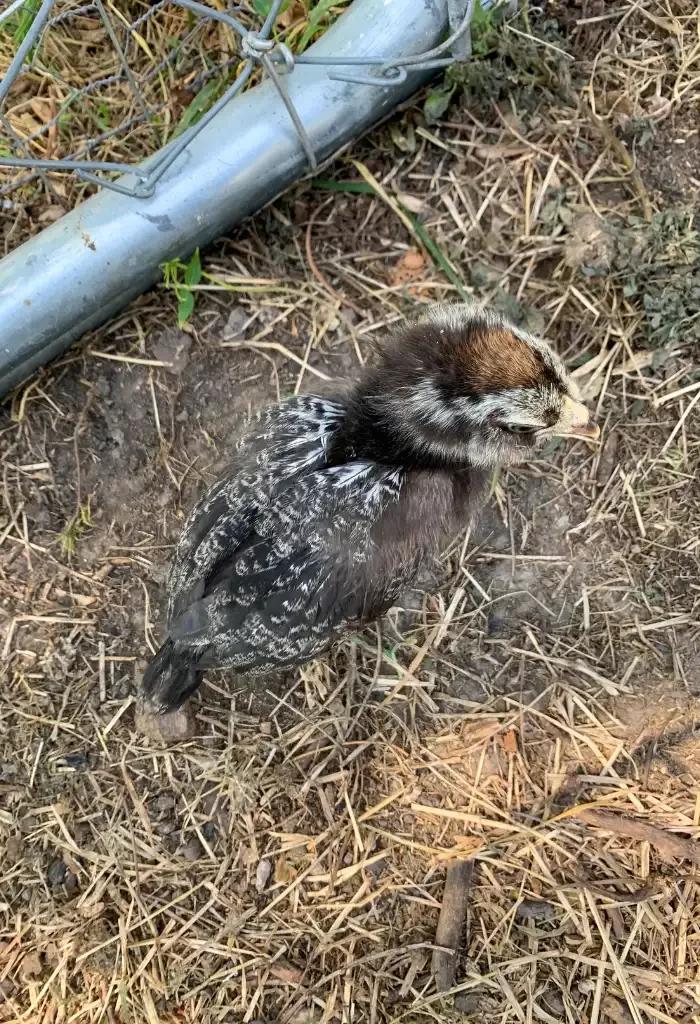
[431,859,474,992]
[352,159,428,251]
[305,204,365,317]
[220,340,331,381]
[89,350,173,367]
[659,389,700,456]
[575,809,700,866]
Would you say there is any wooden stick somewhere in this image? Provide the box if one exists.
[431,859,474,991]
[576,808,700,866]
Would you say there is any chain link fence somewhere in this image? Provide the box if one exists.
[0,0,477,207]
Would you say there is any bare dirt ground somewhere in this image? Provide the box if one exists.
[1,3,700,1022]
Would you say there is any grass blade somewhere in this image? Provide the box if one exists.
[315,169,472,304]
[13,0,40,44]
[299,0,349,52]
[311,178,375,195]
[184,248,202,288]
[402,211,471,303]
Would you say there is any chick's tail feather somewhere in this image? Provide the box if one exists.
[140,638,202,712]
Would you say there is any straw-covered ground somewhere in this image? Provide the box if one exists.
[1,2,700,1022]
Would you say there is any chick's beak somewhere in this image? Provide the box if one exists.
[554,396,600,441]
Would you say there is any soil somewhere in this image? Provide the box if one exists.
[631,112,700,208]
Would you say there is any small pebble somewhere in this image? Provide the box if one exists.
[135,700,195,742]
[515,898,556,922]
[455,993,482,1013]
[255,858,272,893]
[47,859,66,888]
[21,952,42,979]
[6,836,23,862]
[152,327,192,374]
[181,835,202,862]
[0,979,16,1003]
[223,306,250,340]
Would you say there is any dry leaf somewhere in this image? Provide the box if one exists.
[580,376,603,401]
[275,856,298,885]
[475,143,528,160]
[638,9,682,36]
[241,844,258,867]
[278,1,305,28]
[53,587,95,603]
[390,248,426,287]
[21,952,42,978]
[461,720,501,747]
[63,850,81,875]
[78,27,107,42]
[501,729,518,754]
[38,205,66,225]
[564,213,614,270]
[451,835,484,854]
[79,900,105,920]
[28,99,53,123]
[274,832,315,854]
[270,958,304,984]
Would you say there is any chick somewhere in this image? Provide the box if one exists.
[142,304,598,711]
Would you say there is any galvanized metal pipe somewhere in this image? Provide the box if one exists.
[0,0,451,397]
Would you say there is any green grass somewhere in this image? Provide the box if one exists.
[58,502,92,556]
[298,0,350,51]
[0,0,41,45]
[161,248,202,326]
[174,79,222,139]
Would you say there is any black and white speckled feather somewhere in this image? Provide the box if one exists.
[142,395,443,711]
[141,304,597,712]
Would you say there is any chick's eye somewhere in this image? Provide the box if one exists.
[503,423,537,436]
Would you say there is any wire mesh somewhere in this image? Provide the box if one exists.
[0,0,477,205]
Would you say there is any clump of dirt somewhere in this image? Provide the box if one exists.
[628,117,700,208]
[573,210,700,348]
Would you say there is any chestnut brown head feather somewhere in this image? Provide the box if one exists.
[334,303,598,469]
[458,327,543,392]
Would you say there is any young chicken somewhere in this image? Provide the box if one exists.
[142,304,598,712]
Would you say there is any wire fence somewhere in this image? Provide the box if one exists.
[0,0,477,205]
